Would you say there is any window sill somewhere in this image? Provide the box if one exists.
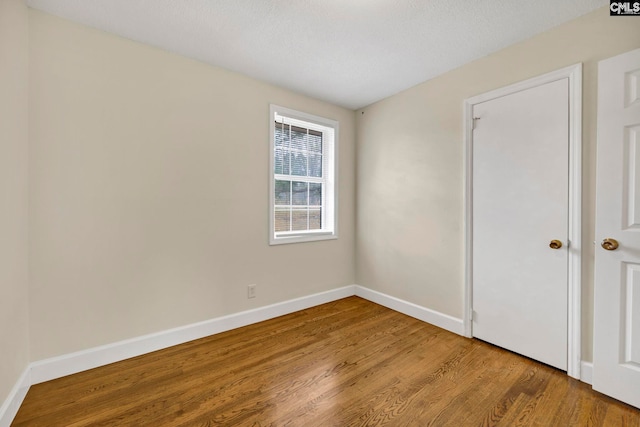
[270,232,338,246]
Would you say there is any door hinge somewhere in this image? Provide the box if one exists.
[472,117,481,130]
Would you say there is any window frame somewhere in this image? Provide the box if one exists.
[269,104,338,245]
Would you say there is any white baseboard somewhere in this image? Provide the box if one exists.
[3,284,467,425]
[0,367,30,427]
[29,284,465,385]
[354,285,465,335]
[30,285,356,385]
[580,361,593,385]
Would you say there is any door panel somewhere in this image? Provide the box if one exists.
[472,78,569,370]
[625,126,640,229]
[594,48,640,409]
[623,263,640,367]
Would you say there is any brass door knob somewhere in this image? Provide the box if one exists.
[601,238,619,251]
[549,240,563,249]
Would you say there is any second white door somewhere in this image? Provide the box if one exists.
[593,48,640,409]
[472,78,569,370]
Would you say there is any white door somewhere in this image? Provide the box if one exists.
[472,78,569,370]
[593,48,640,409]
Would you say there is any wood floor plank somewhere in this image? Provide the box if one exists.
[12,297,640,426]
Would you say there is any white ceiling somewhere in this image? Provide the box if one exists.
[26,0,607,110]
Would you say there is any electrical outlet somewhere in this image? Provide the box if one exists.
[248,284,256,299]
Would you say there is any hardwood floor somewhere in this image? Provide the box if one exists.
[12,297,640,426]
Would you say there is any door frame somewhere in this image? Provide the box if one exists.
[463,63,583,379]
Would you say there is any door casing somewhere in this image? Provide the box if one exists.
[463,64,583,379]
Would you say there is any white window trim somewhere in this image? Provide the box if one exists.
[269,104,339,245]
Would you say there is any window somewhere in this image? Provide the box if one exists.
[270,105,338,245]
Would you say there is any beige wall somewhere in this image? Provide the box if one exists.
[0,0,30,403]
[28,10,356,360]
[356,7,640,362]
